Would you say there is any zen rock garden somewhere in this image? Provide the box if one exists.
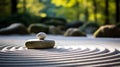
[0,21,120,38]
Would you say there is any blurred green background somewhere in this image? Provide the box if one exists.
[0,0,119,35]
[0,0,119,26]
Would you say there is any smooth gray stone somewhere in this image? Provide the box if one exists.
[28,23,49,34]
[0,23,29,35]
[64,28,86,36]
[25,39,55,49]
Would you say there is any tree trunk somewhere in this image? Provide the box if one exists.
[93,0,97,23]
[76,0,79,21]
[85,8,89,22]
[11,0,17,14]
[23,0,26,13]
[116,0,120,23]
[104,0,109,25]
[85,0,89,22]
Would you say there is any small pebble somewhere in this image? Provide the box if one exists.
[36,32,47,40]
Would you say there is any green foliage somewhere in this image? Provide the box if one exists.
[0,0,117,28]
[16,0,117,25]
[51,0,88,21]
[51,0,116,25]
[44,19,66,26]
[17,0,46,17]
[0,12,41,27]
[0,0,11,17]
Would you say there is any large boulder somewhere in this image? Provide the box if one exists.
[64,28,86,36]
[94,25,120,38]
[28,23,49,34]
[79,22,99,34]
[0,23,29,35]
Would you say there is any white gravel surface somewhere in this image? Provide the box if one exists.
[0,34,120,49]
[0,35,120,67]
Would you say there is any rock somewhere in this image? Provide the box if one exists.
[79,22,99,34]
[64,28,86,36]
[25,32,55,49]
[25,39,55,49]
[49,25,65,35]
[116,23,120,28]
[44,19,66,26]
[0,23,29,35]
[28,23,49,34]
[66,21,84,28]
[40,17,67,26]
[36,32,47,40]
[94,25,120,38]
